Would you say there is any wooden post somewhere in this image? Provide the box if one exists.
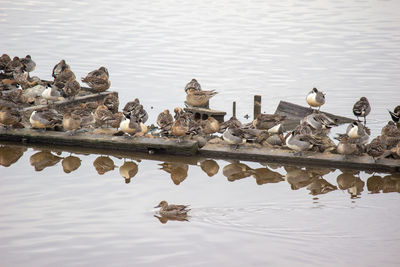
[254,95,261,119]
[232,101,236,118]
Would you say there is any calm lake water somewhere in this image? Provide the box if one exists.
[1,0,400,266]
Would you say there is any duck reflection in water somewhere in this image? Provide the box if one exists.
[337,170,364,198]
[119,160,138,183]
[200,159,219,177]
[382,174,400,193]
[306,178,337,196]
[61,154,81,173]
[93,156,116,175]
[367,175,384,194]
[159,162,188,185]
[30,151,63,171]
[222,161,253,182]
[0,145,27,167]
[252,167,284,185]
[284,166,317,190]
[154,200,190,224]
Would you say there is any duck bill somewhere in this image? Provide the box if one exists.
[154,204,161,208]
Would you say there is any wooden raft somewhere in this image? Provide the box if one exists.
[0,128,199,156]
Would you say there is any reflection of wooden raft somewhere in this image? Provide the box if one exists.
[274,100,354,131]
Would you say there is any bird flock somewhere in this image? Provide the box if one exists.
[1,54,400,161]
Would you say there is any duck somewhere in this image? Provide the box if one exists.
[1,88,27,104]
[12,65,30,89]
[346,121,370,145]
[201,117,220,135]
[62,78,81,99]
[293,121,314,135]
[381,121,400,137]
[81,66,110,93]
[154,200,190,217]
[54,68,76,89]
[252,113,286,133]
[62,112,82,134]
[285,131,320,155]
[122,98,148,123]
[103,93,119,113]
[301,110,338,135]
[171,118,188,141]
[388,105,400,124]
[336,134,362,157]
[173,107,193,122]
[222,127,246,148]
[41,84,63,102]
[29,109,63,130]
[184,78,202,94]
[366,135,387,161]
[20,55,36,73]
[353,97,371,124]
[4,56,23,77]
[157,109,174,132]
[306,87,325,109]
[0,106,24,128]
[52,59,70,79]
[119,116,142,136]
[69,104,95,127]
[0,54,11,71]
[185,88,217,107]
[219,116,243,133]
[94,104,113,127]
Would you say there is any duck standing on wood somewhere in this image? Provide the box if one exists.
[81,66,110,93]
[4,56,23,77]
[20,55,36,75]
[353,97,371,125]
[62,112,82,135]
[63,78,81,99]
[306,88,325,110]
[222,127,246,149]
[336,134,362,158]
[346,121,370,146]
[285,130,321,155]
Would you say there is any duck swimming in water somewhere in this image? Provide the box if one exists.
[306,88,325,110]
[154,200,190,217]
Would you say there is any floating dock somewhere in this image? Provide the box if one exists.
[1,128,399,173]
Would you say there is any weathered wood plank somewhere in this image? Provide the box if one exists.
[184,107,226,122]
[0,128,199,156]
[275,100,354,131]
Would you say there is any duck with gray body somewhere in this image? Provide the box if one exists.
[306,88,325,110]
[223,127,246,149]
[285,131,320,155]
[346,121,370,145]
[301,110,338,135]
